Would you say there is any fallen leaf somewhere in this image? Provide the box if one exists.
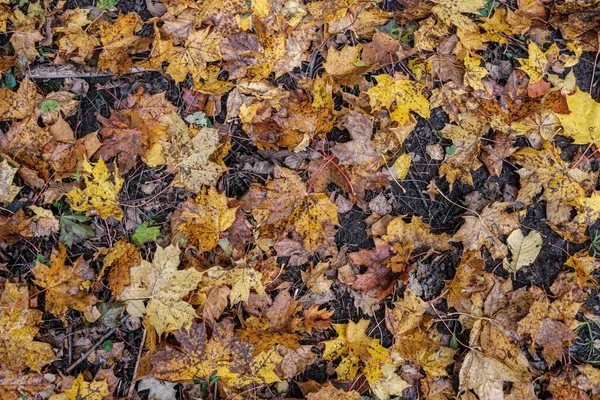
[119,244,202,336]
[503,229,543,273]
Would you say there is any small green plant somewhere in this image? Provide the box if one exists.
[3,69,16,89]
[40,99,59,114]
[574,320,600,364]
[132,221,161,246]
[445,145,456,155]
[71,171,82,181]
[97,0,118,10]
[589,231,600,257]
[194,375,220,399]
[478,0,499,17]
[59,212,95,248]
[102,340,113,352]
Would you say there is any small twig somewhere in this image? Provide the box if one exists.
[127,327,147,398]
[27,65,151,80]
[66,315,129,374]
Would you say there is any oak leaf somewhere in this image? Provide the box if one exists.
[0,283,54,372]
[119,244,202,336]
[450,202,520,259]
[32,244,98,320]
[66,158,124,221]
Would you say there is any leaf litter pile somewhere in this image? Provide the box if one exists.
[4,0,600,399]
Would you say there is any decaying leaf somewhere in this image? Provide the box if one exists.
[119,244,202,336]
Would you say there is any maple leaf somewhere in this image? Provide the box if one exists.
[161,115,226,193]
[32,244,98,320]
[55,24,101,61]
[385,215,451,252]
[451,202,520,259]
[306,382,362,400]
[512,144,587,238]
[201,264,266,306]
[95,89,178,172]
[0,77,36,121]
[304,305,333,334]
[301,262,333,296]
[171,187,237,252]
[431,0,485,33]
[323,45,370,86]
[0,283,54,372]
[98,240,141,297]
[218,346,283,389]
[119,244,202,336]
[463,54,488,91]
[438,113,487,188]
[565,250,600,289]
[150,320,235,382]
[367,74,430,126]
[51,374,109,400]
[331,110,380,165]
[166,28,222,88]
[0,159,20,203]
[555,88,600,145]
[98,13,145,74]
[322,319,387,381]
[66,158,124,221]
[240,165,339,254]
[517,42,560,83]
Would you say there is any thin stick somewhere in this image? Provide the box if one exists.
[65,315,129,374]
[127,327,147,399]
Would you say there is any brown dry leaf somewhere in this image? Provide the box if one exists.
[171,187,237,252]
[385,215,451,252]
[100,240,141,297]
[119,244,202,336]
[31,244,98,320]
[438,113,487,188]
[565,250,600,289]
[150,320,235,382]
[303,305,333,334]
[0,283,54,372]
[95,89,178,172]
[450,202,520,259]
[241,165,338,254]
[306,382,362,400]
[331,110,379,165]
[98,13,144,74]
[459,350,523,400]
[301,261,333,296]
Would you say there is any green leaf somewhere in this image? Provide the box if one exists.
[132,221,161,246]
[97,0,118,10]
[445,145,456,155]
[3,70,16,89]
[184,111,212,127]
[59,213,95,248]
[40,99,59,114]
[102,340,113,352]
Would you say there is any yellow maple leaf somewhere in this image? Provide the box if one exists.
[161,114,226,193]
[166,28,222,88]
[55,25,101,60]
[565,250,600,289]
[119,244,202,336]
[51,374,109,400]
[517,42,560,83]
[218,347,283,388]
[202,264,267,305]
[66,158,124,221]
[0,78,36,121]
[385,215,451,252]
[431,0,486,33]
[172,186,237,251]
[32,244,98,320]
[555,88,600,145]
[463,53,488,91]
[0,283,54,372]
[368,74,430,126]
[322,319,387,381]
